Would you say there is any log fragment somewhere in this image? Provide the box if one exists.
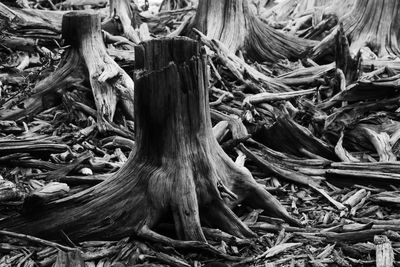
[0,139,68,156]
[374,235,394,267]
[54,249,85,267]
[0,2,63,49]
[253,116,338,161]
[0,179,21,202]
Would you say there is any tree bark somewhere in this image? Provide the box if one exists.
[0,37,297,242]
[342,0,400,57]
[189,0,315,62]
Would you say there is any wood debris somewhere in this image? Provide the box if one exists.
[1,0,400,266]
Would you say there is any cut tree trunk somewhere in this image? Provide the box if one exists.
[0,37,297,242]
[342,0,400,57]
[189,0,315,62]
[0,12,135,132]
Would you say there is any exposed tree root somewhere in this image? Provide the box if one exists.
[188,0,316,62]
[0,37,297,244]
[102,0,150,44]
[194,29,291,93]
[0,12,135,132]
[0,51,85,121]
[342,0,400,57]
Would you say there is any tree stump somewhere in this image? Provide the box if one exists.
[0,37,296,243]
[189,0,315,62]
[0,11,135,132]
[342,0,400,57]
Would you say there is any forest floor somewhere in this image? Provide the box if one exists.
[1,0,400,266]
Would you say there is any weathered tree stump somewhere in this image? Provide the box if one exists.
[189,0,315,62]
[0,38,296,243]
[62,12,135,130]
[342,0,400,57]
[0,11,135,132]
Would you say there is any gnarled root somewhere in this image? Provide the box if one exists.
[0,50,85,121]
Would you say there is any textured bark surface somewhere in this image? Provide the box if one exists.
[0,38,296,242]
[190,0,315,62]
[342,0,400,57]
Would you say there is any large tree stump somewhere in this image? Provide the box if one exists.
[189,0,315,62]
[0,38,296,242]
[342,0,400,57]
[0,11,135,132]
